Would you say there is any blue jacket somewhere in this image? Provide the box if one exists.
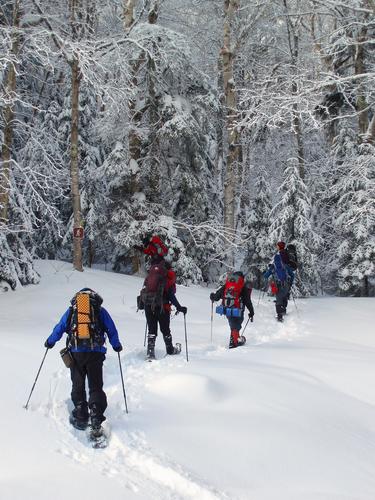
[47,306,121,353]
[264,253,294,284]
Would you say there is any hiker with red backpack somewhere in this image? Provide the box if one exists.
[263,241,296,322]
[138,260,187,360]
[44,288,123,437]
[209,271,254,349]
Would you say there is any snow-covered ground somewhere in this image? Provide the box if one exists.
[1,260,374,500]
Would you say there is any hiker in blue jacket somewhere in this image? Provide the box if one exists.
[264,241,295,322]
[44,288,122,431]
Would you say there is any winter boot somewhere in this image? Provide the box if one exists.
[229,329,240,349]
[69,401,89,430]
[147,335,156,360]
[164,334,176,355]
[89,403,105,431]
[276,304,285,321]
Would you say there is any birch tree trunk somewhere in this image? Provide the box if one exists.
[222,0,240,256]
[0,0,21,225]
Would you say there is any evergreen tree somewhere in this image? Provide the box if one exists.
[269,159,321,296]
[242,169,273,289]
[334,142,375,296]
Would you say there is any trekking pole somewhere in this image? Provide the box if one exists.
[183,314,189,362]
[257,284,267,306]
[290,290,300,318]
[117,352,129,414]
[24,348,49,410]
[143,322,148,347]
[210,302,213,343]
[242,316,251,336]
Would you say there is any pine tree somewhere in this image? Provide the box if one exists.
[242,169,273,289]
[269,159,321,296]
[334,142,375,296]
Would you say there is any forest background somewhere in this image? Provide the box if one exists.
[1,0,374,297]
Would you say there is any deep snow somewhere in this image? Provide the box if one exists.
[0,260,374,500]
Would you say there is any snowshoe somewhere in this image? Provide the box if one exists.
[146,353,156,362]
[238,335,246,346]
[87,425,108,449]
[171,343,181,355]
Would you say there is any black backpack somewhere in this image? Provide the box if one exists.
[286,244,298,271]
[140,260,168,311]
[68,289,104,349]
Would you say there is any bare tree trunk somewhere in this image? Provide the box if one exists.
[355,20,369,136]
[70,0,83,271]
[284,0,305,179]
[222,0,240,251]
[70,56,83,272]
[124,0,136,29]
[364,113,375,143]
[0,0,20,224]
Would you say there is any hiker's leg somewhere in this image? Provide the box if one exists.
[228,317,242,347]
[86,352,107,425]
[70,352,87,407]
[145,306,158,357]
[159,310,174,354]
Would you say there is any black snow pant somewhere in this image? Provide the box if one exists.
[145,305,174,355]
[275,280,291,316]
[70,352,107,423]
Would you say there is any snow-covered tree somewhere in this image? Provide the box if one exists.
[242,169,273,289]
[334,142,375,296]
[269,159,321,296]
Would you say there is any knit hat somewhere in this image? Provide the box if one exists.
[277,241,286,250]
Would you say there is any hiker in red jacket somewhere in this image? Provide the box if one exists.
[135,234,168,264]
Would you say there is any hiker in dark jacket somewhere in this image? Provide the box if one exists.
[139,263,187,360]
[210,271,254,349]
[263,241,295,321]
[44,288,122,431]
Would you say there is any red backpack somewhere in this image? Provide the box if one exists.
[222,272,245,309]
[140,260,168,310]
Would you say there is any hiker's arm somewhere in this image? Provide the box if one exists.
[47,309,71,345]
[210,286,224,302]
[242,286,254,317]
[167,288,182,310]
[100,307,122,350]
[263,266,273,280]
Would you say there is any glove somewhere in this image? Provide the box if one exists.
[44,339,55,349]
[209,293,215,302]
[249,312,254,322]
[178,306,187,315]
[113,344,123,352]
